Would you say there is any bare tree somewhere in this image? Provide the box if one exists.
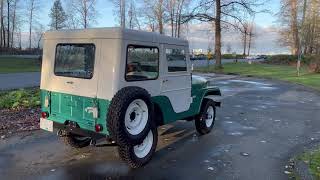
[34,23,44,49]
[247,21,255,56]
[7,0,11,47]
[69,0,97,29]
[278,0,320,74]
[111,0,140,29]
[279,0,301,55]
[27,0,41,49]
[1,0,5,47]
[240,22,249,56]
[10,0,17,48]
[164,0,191,37]
[144,0,165,34]
[290,0,299,55]
[185,0,263,69]
[215,0,222,68]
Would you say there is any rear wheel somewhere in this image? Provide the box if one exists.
[118,127,158,169]
[61,132,91,149]
[195,100,216,135]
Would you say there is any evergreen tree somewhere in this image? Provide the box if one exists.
[49,0,67,30]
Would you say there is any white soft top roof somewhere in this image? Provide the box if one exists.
[44,27,188,46]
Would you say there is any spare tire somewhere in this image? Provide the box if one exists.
[107,86,154,146]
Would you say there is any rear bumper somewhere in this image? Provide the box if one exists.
[54,122,106,140]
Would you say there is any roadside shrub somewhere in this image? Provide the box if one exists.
[263,55,298,65]
[222,54,246,59]
[0,88,40,109]
[308,57,320,73]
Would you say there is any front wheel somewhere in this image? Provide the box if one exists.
[195,100,216,135]
[118,127,158,169]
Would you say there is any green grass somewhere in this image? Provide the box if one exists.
[0,88,40,109]
[298,149,320,178]
[195,63,320,90]
[0,56,40,73]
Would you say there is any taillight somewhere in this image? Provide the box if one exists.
[41,112,49,119]
[95,124,103,132]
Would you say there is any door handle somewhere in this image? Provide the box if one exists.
[66,81,74,85]
[162,79,168,83]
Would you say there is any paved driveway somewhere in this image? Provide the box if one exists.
[1,75,320,180]
[0,72,40,90]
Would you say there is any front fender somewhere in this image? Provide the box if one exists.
[204,86,222,107]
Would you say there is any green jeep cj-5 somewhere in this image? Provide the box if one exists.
[40,27,221,168]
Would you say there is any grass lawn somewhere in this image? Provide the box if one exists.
[298,149,320,178]
[195,62,320,91]
[0,56,41,73]
[0,88,40,109]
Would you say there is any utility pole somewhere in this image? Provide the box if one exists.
[120,0,125,29]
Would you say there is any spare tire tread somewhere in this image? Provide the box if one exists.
[107,86,153,146]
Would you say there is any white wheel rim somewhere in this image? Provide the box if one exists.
[125,99,149,136]
[134,130,153,158]
[205,106,215,128]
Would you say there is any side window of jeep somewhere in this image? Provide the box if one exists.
[126,45,159,81]
[166,48,187,72]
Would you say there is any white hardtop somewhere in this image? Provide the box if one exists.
[43,27,188,46]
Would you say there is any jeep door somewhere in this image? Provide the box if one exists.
[160,44,192,113]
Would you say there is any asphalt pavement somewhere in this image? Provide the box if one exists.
[1,75,320,180]
[0,72,40,90]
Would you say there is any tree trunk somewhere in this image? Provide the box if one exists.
[248,32,252,56]
[1,0,5,48]
[0,0,3,47]
[243,31,247,56]
[7,0,10,48]
[11,0,16,48]
[84,1,87,28]
[120,0,125,29]
[29,0,34,49]
[170,7,174,37]
[290,0,299,55]
[158,0,164,34]
[18,29,21,49]
[215,0,222,69]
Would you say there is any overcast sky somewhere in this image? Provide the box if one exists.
[32,0,289,54]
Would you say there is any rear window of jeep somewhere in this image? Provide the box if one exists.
[54,44,95,79]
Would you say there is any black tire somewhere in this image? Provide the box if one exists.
[195,99,216,135]
[118,126,158,169]
[107,86,154,146]
[61,132,91,149]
